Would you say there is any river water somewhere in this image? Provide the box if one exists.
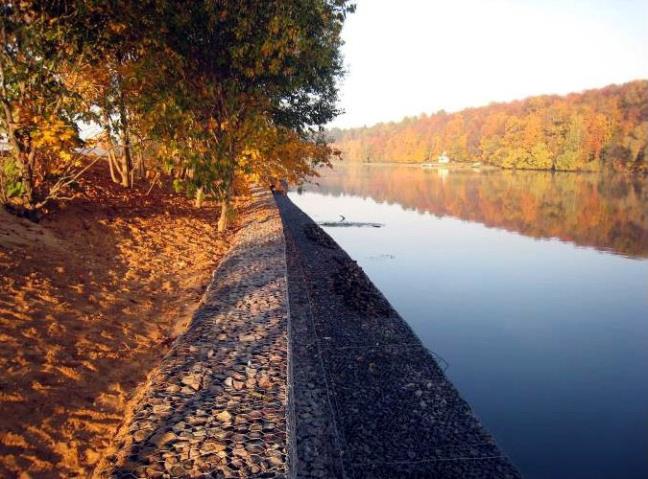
[288,162,648,479]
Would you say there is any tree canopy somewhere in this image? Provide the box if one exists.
[0,0,354,222]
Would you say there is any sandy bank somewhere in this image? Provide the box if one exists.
[0,174,233,478]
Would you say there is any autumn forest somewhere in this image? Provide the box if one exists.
[330,80,648,173]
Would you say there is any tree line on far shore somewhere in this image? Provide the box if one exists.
[330,80,648,173]
[0,1,354,226]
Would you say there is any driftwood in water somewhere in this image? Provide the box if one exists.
[318,215,383,228]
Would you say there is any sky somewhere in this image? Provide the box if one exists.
[331,0,648,129]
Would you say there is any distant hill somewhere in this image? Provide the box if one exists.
[329,80,648,172]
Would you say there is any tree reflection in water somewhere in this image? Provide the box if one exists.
[304,163,648,258]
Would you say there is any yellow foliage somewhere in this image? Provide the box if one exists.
[30,116,76,154]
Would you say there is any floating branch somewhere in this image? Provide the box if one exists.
[318,215,384,228]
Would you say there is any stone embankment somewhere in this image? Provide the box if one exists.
[96,188,289,478]
[96,188,521,478]
[276,193,522,479]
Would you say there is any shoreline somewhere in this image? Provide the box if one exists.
[276,192,522,478]
[330,160,612,174]
[92,189,521,478]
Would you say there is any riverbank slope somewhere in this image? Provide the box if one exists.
[95,187,290,478]
[276,192,522,478]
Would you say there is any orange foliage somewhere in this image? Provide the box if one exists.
[331,80,648,173]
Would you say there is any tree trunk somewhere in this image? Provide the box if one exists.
[117,73,133,187]
[107,151,119,183]
[119,151,132,187]
[218,195,230,232]
[21,149,35,209]
[102,108,125,185]
[0,92,34,210]
[217,182,233,233]
[136,150,145,179]
[194,187,205,208]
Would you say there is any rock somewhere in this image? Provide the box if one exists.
[176,449,188,461]
[145,465,165,478]
[208,385,223,394]
[181,373,201,391]
[133,429,150,443]
[249,464,262,474]
[150,431,176,447]
[245,441,265,454]
[233,446,248,458]
[187,416,207,426]
[215,410,232,422]
[218,465,234,477]
[152,404,171,414]
[234,415,248,426]
[172,421,186,432]
[164,457,178,471]
[169,464,186,476]
[258,375,271,388]
[173,441,189,451]
[197,455,222,472]
[249,422,262,432]
[189,447,201,459]
[201,439,227,453]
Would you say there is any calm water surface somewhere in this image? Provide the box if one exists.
[289,163,648,479]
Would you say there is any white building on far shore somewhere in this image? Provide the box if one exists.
[438,152,450,164]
